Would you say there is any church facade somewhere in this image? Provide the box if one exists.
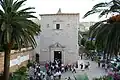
[37,9,79,64]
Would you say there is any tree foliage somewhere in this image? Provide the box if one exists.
[83,0,120,59]
[85,41,95,50]
[83,0,120,18]
[0,0,41,80]
[0,0,41,49]
[81,38,86,46]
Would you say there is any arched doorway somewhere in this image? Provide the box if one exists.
[36,53,39,63]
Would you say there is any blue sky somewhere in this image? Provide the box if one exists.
[25,0,109,22]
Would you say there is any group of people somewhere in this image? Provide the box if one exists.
[80,62,90,70]
[28,59,77,80]
[29,62,46,80]
[45,59,62,80]
[45,59,77,80]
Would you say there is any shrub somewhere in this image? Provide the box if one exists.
[93,75,113,80]
[10,66,28,80]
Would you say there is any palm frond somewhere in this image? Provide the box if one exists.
[13,0,26,11]
[18,7,35,12]
[92,2,108,9]
[98,9,109,18]
[83,9,102,18]
[83,0,120,18]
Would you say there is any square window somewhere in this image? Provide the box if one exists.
[56,24,60,29]
[47,24,50,28]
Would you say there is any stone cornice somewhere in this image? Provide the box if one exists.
[0,47,33,56]
[40,13,79,16]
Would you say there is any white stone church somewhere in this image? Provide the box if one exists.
[35,9,79,64]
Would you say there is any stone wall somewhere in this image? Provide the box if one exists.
[0,47,35,72]
[38,13,79,64]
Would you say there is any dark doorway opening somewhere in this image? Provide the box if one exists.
[54,51,62,61]
[36,54,39,63]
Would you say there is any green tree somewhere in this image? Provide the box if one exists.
[83,0,120,18]
[10,67,28,80]
[0,0,41,80]
[85,41,95,50]
[81,38,86,46]
[89,19,120,59]
[83,0,120,60]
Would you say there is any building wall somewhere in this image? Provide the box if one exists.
[36,14,79,64]
[0,48,34,72]
[79,22,95,32]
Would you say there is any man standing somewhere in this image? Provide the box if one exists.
[80,63,83,69]
[81,54,83,60]
[98,59,100,67]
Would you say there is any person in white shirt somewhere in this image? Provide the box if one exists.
[61,67,64,73]
[50,75,54,80]
[58,71,61,79]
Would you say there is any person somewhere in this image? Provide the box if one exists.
[102,63,105,68]
[30,77,33,80]
[98,61,100,67]
[28,66,34,79]
[84,64,88,69]
[68,77,71,80]
[91,57,94,61]
[50,73,54,80]
[80,63,83,69]
[58,70,61,79]
[87,62,90,66]
[98,59,100,67]
[61,67,64,73]
[105,64,108,72]
[65,65,68,72]
[81,54,83,59]
[72,66,76,73]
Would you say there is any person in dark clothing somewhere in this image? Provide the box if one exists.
[65,65,68,72]
[68,77,71,80]
[84,64,88,69]
[98,61,100,67]
[72,67,76,73]
[81,54,83,60]
[102,63,105,68]
[30,77,33,80]
[80,63,83,69]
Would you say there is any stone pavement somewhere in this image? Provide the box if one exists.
[61,59,107,80]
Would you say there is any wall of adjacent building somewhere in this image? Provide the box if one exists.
[0,47,34,72]
[79,22,95,32]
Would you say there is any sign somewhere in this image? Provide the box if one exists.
[10,54,29,67]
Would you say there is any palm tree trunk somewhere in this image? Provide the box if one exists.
[4,49,10,80]
[4,43,12,80]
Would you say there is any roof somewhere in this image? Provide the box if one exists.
[40,8,79,16]
[40,13,79,16]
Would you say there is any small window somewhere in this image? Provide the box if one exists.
[47,24,50,28]
[56,24,60,29]
[67,24,70,27]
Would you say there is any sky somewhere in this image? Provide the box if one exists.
[25,0,108,22]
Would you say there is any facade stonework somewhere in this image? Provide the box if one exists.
[35,10,79,64]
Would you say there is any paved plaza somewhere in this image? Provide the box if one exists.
[61,59,107,80]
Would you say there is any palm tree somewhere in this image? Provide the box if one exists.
[83,0,120,60]
[89,17,120,59]
[0,0,41,80]
[83,0,120,18]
